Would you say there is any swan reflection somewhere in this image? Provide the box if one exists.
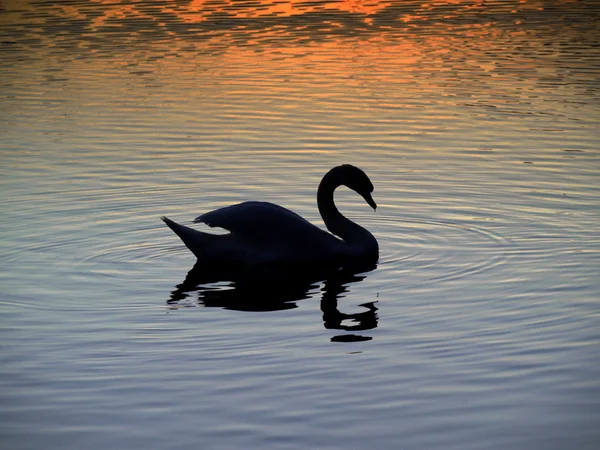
[168,261,378,341]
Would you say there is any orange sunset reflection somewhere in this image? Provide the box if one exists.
[2,0,597,128]
[2,0,588,52]
[3,0,591,68]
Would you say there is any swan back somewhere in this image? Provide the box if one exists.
[194,201,345,264]
[195,201,313,238]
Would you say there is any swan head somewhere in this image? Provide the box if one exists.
[334,164,377,211]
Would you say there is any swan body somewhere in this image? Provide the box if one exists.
[162,164,378,266]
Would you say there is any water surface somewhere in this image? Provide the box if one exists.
[1,1,599,449]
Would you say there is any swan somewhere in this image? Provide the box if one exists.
[161,164,378,266]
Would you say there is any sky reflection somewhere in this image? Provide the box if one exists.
[3,0,598,116]
[2,0,598,55]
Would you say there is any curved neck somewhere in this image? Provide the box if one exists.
[317,170,378,256]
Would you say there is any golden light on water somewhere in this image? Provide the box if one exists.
[2,0,597,148]
[3,0,593,74]
[2,0,574,36]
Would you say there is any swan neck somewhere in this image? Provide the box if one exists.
[317,173,341,231]
[316,171,378,256]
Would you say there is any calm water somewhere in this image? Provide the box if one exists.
[1,1,600,449]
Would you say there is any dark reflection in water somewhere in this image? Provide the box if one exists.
[321,275,378,342]
[168,261,378,341]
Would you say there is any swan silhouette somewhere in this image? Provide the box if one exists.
[161,164,378,266]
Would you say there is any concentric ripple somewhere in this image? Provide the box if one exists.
[372,213,512,290]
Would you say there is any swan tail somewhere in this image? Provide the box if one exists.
[161,216,216,260]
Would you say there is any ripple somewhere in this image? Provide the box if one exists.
[373,214,512,287]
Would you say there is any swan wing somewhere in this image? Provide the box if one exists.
[195,201,339,245]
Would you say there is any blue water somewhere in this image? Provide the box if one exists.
[1,1,599,449]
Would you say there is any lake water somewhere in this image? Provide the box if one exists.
[1,1,599,449]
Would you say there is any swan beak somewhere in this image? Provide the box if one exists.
[363,192,377,211]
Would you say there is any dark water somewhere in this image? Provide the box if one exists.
[1,1,599,449]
